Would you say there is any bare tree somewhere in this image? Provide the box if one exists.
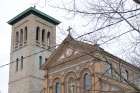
[32,0,140,92]
[43,0,140,67]
[47,0,140,90]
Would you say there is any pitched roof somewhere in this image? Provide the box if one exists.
[8,7,61,25]
[42,34,100,69]
[42,34,140,72]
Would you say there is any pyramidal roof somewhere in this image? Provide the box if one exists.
[8,7,61,25]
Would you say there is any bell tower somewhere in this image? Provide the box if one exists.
[8,7,60,93]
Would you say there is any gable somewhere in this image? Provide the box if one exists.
[46,43,82,69]
[42,35,98,70]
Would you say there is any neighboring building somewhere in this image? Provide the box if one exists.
[8,7,60,93]
[42,35,140,93]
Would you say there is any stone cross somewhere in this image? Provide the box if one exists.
[34,5,36,8]
[67,26,72,35]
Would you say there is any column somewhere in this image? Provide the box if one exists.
[61,77,65,93]
[76,77,80,93]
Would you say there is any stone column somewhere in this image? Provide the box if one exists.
[43,70,48,93]
[61,76,65,93]
[48,76,53,93]
[92,73,95,93]
[49,86,53,93]
[76,77,80,93]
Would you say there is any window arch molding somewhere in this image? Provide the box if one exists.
[47,31,51,46]
[16,58,19,71]
[24,26,28,42]
[64,71,77,93]
[15,31,19,47]
[80,68,92,93]
[42,29,45,43]
[21,56,24,70]
[36,26,40,41]
[53,78,62,93]
[20,29,23,45]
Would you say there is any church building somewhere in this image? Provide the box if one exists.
[8,7,60,93]
[7,7,140,93]
[42,34,140,93]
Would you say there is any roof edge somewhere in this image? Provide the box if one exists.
[7,7,61,25]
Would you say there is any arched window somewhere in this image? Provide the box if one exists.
[16,58,19,71]
[55,81,61,93]
[106,63,112,76]
[84,73,92,91]
[45,58,48,63]
[39,56,42,69]
[21,56,23,70]
[68,77,76,93]
[36,27,40,41]
[47,32,50,46]
[20,29,23,44]
[16,31,19,44]
[24,26,28,42]
[122,69,129,80]
[125,70,129,80]
[42,29,45,43]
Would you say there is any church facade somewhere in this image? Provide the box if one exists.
[42,35,140,93]
[8,7,60,93]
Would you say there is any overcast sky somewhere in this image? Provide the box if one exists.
[0,0,138,93]
[0,1,56,93]
[0,0,81,93]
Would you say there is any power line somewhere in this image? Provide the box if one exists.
[75,12,140,39]
[0,10,139,69]
[45,39,140,91]
[49,5,140,15]
[0,34,139,92]
[0,44,60,68]
[0,13,139,92]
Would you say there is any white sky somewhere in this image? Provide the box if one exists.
[0,1,81,93]
[0,1,55,93]
[0,0,138,93]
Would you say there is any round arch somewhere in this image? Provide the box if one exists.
[52,77,62,93]
[64,71,78,93]
[79,68,93,93]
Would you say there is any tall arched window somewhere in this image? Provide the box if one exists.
[21,56,23,70]
[16,58,19,71]
[106,63,113,77]
[122,69,129,81]
[39,56,42,69]
[68,77,76,93]
[55,81,61,93]
[36,27,40,41]
[125,70,129,80]
[15,31,19,46]
[84,73,92,91]
[42,29,45,43]
[20,29,23,45]
[24,26,28,42]
[47,32,50,46]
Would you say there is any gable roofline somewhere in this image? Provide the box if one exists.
[7,7,61,25]
[42,34,75,69]
[100,49,140,72]
[42,35,140,72]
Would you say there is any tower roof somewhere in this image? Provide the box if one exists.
[8,7,61,25]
